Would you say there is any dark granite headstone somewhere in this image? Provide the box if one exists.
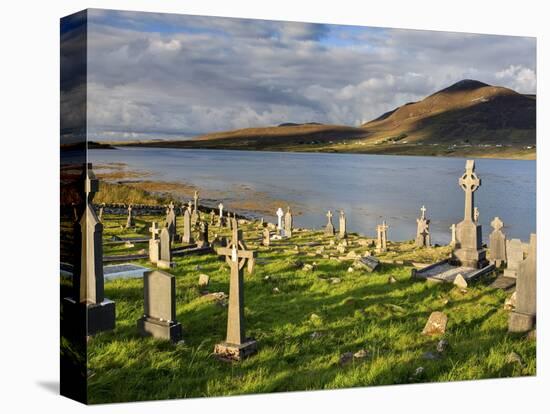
[137,270,182,342]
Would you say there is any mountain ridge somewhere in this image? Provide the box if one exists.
[118,79,536,160]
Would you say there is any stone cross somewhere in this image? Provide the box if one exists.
[338,210,347,239]
[276,208,284,231]
[137,270,182,342]
[125,204,134,229]
[453,160,487,268]
[284,206,293,238]
[489,217,506,267]
[509,234,536,332]
[459,160,481,222]
[197,221,209,248]
[182,208,193,244]
[166,202,177,242]
[325,210,335,236]
[149,221,161,264]
[193,190,199,211]
[71,164,115,335]
[415,205,431,248]
[214,218,258,358]
[78,165,103,305]
[191,206,200,227]
[218,203,224,218]
[376,221,389,252]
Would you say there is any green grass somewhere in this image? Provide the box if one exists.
[86,216,535,404]
[94,182,175,206]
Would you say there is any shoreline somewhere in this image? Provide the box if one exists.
[105,142,536,161]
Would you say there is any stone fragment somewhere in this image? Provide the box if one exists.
[453,273,468,289]
[422,312,448,335]
[436,339,449,353]
[198,274,210,287]
[339,352,353,366]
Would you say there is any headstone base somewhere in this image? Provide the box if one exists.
[452,248,488,269]
[157,260,174,269]
[214,339,258,361]
[137,316,183,342]
[503,269,518,278]
[63,297,116,336]
[508,311,536,333]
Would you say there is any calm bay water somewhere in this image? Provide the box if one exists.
[90,148,536,244]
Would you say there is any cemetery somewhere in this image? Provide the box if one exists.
[61,161,536,404]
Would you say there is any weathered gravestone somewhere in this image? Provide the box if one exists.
[449,223,457,248]
[354,255,380,272]
[415,205,431,248]
[284,206,293,238]
[422,312,448,335]
[64,164,115,335]
[214,218,258,360]
[276,207,284,234]
[451,160,488,268]
[218,203,224,227]
[376,221,389,253]
[157,226,173,269]
[125,204,134,229]
[181,208,194,244]
[325,210,335,236]
[98,203,105,222]
[509,234,536,332]
[504,239,524,278]
[197,221,210,248]
[149,221,161,264]
[193,190,199,211]
[339,210,347,239]
[191,192,200,226]
[166,202,177,243]
[489,217,507,268]
[137,270,182,342]
[262,225,270,247]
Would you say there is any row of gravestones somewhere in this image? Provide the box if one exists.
[140,217,260,360]
[66,165,259,361]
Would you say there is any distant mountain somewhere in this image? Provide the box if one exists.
[360,79,536,147]
[120,80,536,159]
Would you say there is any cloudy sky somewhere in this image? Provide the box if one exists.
[87,9,536,141]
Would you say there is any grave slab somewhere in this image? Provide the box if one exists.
[104,263,151,280]
[412,259,494,283]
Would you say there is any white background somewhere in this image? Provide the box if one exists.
[0,0,547,412]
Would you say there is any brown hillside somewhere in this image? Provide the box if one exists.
[361,79,535,146]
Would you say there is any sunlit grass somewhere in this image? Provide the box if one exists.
[87,216,535,404]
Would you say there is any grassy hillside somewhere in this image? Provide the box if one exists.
[84,214,535,404]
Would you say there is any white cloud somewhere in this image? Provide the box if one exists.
[83,10,537,140]
[496,65,537,93]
